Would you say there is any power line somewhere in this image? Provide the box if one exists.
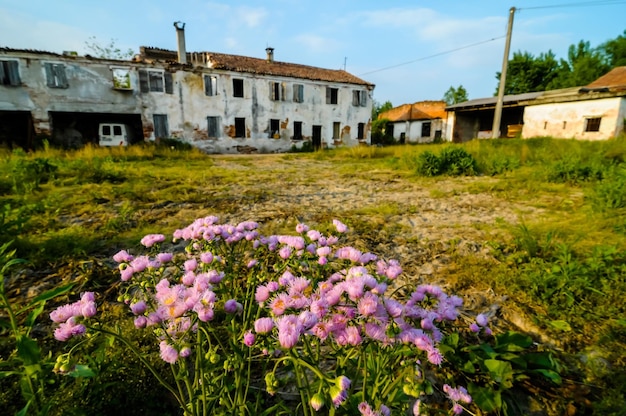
[359,36,505,76]
[519,0,626,10]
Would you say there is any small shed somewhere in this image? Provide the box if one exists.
[378,101,448,143]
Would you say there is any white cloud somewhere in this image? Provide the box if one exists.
[293,34,341,54]
[236,6,268,28]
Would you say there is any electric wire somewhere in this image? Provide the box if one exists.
[359,36,506,76]
[519,0,626,10]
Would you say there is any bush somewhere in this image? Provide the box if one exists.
[416,147,478,177]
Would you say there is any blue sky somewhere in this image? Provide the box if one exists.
[1,0,625,106]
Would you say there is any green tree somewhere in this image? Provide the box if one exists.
[371,100,394,146]
[599,30,626,67]
[84,36,134,60]
[443,85,468,105]
[548,40,609,89]
[371,100,393,121]
[495,50,560,94]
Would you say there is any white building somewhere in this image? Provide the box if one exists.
[378,101,449,143]
[0,25,374,153]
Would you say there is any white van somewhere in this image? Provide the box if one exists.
[98,123,133,146]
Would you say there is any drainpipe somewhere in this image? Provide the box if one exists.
[174,21,187,64]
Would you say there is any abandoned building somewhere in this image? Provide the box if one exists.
[0,24,375,153]
[445,66,626,142]
[377,101,449,143]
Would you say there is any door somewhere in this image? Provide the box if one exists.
[312,125,322,150]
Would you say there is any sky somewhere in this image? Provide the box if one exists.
[1,0,625,106]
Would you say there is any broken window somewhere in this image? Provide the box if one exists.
[332,122,340,140]
[44,63,69,88]
[270,81,286,101]
[235,117,246,138]
[293,121,303,140]
[421,122,431,138]
[293,84,304,103]
[204,75,218,96]
[352,90,367,107]
[207,116,220,138]
[112,68,131,89]
[326,87,338,105]
[153,114,169,139]
[269,119,280,138]
[139,70,173,93]
[233,78,244,97]
[585,117,601,132]
[0,60,20,86]
[357,123,365,140]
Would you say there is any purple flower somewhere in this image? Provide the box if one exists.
[247,259,258,268]
[469,323,480,333]
[279,246,292,259]
[335,375,351,391]
[243,331,255,347]
[156,252,173,263]
[296,223,309,233]
[333,219,348,233]
[119,266,134,282]
[54,317,86,341]
[159,341,179,364]
[254,317,275,334]
[476,313,489,327]
[140,233,165,248]
[200,251,214,264]
[276,315,302,349]
[184,258,198,272]
[255,284,272,303]
[224,299,242,314]
[329,386,348,408]
[179,347,192,358]
[113,249,133,263]
[307,230,322,241]
[134,316,147,328]
[50,304,79,323]
[130,301,147,315]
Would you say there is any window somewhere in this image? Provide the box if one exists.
[585,117,601,132]
[153,114,169,139]
[44,63,68,88]
[293,84,304,103]
[352,90,367,107]
[112,68,131,89]
[139,70,173,93]
[270,81,285,101]
[204,75,218,96]
[293,121,303,140]
[235,117,246,138]
[326,87,338,105]
[233,78,244,97]
[207,116,220,138]
[269,119,280,138]
[421,122,431,138]
[332,122,340,140]
[357,123,365,140]
[0,60,20,86]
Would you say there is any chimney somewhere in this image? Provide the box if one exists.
[174,21,187,64]
[266,47,274,63]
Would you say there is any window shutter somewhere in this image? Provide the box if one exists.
[281,82,286,101]
[139,70,149,92]
[0,62,5,84]
[269,81,274,100]
[352,90,359,106]
[7,61,20,85]
[44,63,55,87]
[299,85,304,103]
[360,91,367,107]
[56,65,69,88]
[326,87,331,104]
[164,72,173,94]
[204,75,212,96]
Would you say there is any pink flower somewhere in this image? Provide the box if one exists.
[224,299,242,314]
[53,317,86,341]
[200,252,214,264]
[279,246,292,259]
[157,252,173,263]
[134,316,147,328]
[296,223,309,233]
[130,301,147,315]
[243,331,255,347]
[255,285,272,303]
[254,317,275,334]
[184,258,198,272]
[357,292,379,317]
[113,249,133,263]
[333,219,348,233]
[120,266,134,281]
[159,341,179,364]
[276,315,302,349]
[140,233,165,248]
[476,313,489,327]
[269,293,290,316]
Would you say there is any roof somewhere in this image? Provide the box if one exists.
[445,92,542,111]
[139,47,374,87]
[582,66,626,93]
[379,101,447,122]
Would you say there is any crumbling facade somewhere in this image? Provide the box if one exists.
[0,25,374,153]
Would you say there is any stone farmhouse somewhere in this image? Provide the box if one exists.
[0,24,375,153]
[377,101,449,143]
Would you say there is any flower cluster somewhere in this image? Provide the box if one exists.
[470,312,492,335]
[49,292,96,341]
[443,384,472,415]
[358,401,391,416]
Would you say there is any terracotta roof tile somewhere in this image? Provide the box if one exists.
[140,47,374,87]
[586,66,626,90]
[379,101,447,121]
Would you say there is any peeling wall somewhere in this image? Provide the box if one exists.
[523,97,626,140]
[1,49,374,153]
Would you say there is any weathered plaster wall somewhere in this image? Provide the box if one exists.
[523,97,626,140]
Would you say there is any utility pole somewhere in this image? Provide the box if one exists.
[492,6,516,139]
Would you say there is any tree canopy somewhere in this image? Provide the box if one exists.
[443,85,469,105]
[495,31,626,95]
[84,36,134,60]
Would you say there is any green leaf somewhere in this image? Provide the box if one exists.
[26,283,74,310]
[16,335,40,365]
[468,383,502,412]
[525,352,557,370]
[68,364,96,378]
[532,369,562,385]
[549,320,572,331]
[485,359,514,389]
[462,360,476,374]
[24,302,45,330]
[495,331,533,351]
[0,370,20,379]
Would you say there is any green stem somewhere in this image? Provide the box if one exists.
[87,325,186,411]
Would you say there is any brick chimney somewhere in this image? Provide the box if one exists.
[266,47,274,63]
[174,21,187,64]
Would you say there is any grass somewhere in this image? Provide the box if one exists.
[1,137,626,415]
